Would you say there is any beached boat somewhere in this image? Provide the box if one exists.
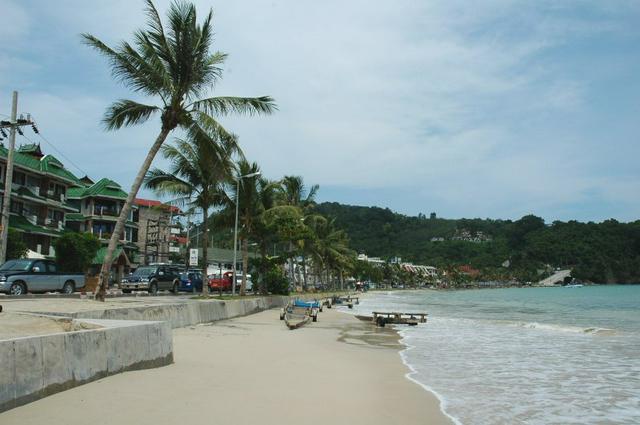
[279,300,319,330]
[355,312,428,327]
[565,283,584,288]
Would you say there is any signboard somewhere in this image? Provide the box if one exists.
[189,248,199,266]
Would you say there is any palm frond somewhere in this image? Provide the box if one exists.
[191,96,277,116]
[103,99,160,130]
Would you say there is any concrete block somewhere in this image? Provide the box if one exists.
[0,340,16,410]
[13,337,43,402]
[104,323,149,373]
[42,333,70,389]
[64,329,107,383]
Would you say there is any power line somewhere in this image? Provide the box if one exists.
[19,132,90,178]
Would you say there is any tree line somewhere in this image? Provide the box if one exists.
[315,203,640,284]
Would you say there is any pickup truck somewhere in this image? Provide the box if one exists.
[0,259,85,295]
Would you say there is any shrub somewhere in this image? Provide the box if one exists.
[54,232,101,273]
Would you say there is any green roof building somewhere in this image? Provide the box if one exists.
[65,177,139,265]
[0,143,80,256]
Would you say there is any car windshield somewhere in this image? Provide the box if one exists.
[132,267,157,276]
[0,259,33,271]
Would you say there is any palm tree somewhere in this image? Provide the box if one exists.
[308,216,353,290]
[82,0,276,300]
[277,176,319,289]
[230,160,261,296]
[144,122,239,295]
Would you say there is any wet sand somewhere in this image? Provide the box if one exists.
[0,308,451,425]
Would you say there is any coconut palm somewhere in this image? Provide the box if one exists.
[82,0,276,300]
[144,121,239,295]
[276,176,319,288]
[308,216,353,290]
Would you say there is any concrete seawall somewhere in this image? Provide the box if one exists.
[62,295,293,328]
[0,318,172,413]
[0,294,315,413]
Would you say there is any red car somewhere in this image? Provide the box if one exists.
[208,271,233,292]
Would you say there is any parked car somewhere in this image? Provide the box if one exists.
[208,271,233,292]
[120,264,183,294]
[0,259,85,295]
[177,270,204,293]
[207,271,253,293]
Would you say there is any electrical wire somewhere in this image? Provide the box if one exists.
[19,132,90,178]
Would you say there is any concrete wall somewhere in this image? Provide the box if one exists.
[0,318,172,413]
[1,295,319,413]
[64,296,293,328]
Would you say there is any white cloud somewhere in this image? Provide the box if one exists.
[1,0,639,221]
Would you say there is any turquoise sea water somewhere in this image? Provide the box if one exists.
[350,286,640,425]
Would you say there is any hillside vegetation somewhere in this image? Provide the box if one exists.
[315,202,640,284]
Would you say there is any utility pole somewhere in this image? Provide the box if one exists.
[0,91,36,264]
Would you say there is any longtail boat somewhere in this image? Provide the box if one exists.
[354,312,428,327]
[279,300,319,330]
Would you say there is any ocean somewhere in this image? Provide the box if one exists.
[348,286,640,425]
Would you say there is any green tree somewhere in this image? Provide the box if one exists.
[54,232,101,273]
[145,123,238,295]
[83,0,276,300]
[6,229,28,260]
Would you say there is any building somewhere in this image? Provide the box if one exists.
[134,198,184,265]
[356,253,386,265]
[65,176,139,266]
[0,143,79,256]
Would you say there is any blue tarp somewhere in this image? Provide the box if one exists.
[294,300,320,308]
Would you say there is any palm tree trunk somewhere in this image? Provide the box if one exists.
[301,254,307,291]
[240,237,248,296]
[96,127,171,301]
[259,243,268,295]
[201,207,209,296]
[288,241,295,291]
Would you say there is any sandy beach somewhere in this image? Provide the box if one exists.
[0,307,451,425]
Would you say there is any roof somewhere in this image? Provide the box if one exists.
[134,198,181,213]
[17,143,44,157]
[92,246,130,265]
[9,214,63,237]
[67,178,128,200]
[0,145,80,185]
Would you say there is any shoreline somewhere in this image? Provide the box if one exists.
[0,307,452,425]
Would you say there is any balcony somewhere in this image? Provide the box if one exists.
[94,206,120,217]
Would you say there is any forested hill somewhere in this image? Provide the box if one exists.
[314,202,640,283]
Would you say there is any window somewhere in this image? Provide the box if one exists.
[0,164,4,182]
[10,200,23,215]
[32,261,46,273]
[47,263,58,273]
[12,171,26,185]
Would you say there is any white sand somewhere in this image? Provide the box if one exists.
[0,308,451,425]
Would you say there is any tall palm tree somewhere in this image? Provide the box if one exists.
[277,176,319,289]
[230,160,261,296]
[144,121,239,295]
[308,216,353,290]
[83,0,276,300]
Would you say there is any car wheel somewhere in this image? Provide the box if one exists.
[122,289,132,294]
[149,282,158,295]
[9,282,25,296]
[62,281,75,294]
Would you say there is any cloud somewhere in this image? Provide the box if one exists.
[1,0,639,222]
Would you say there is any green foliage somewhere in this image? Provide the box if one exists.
[315,202,640,284]
[6,229,28,260]
[54,232,101,273]
[264,265,289,295]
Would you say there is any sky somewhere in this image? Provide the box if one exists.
[1,0,639,223]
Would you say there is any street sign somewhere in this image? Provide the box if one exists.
[189,248,199,266]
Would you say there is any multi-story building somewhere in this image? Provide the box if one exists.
[0,143,79,256]
[134,198,184,265]
[65,176,139,263]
